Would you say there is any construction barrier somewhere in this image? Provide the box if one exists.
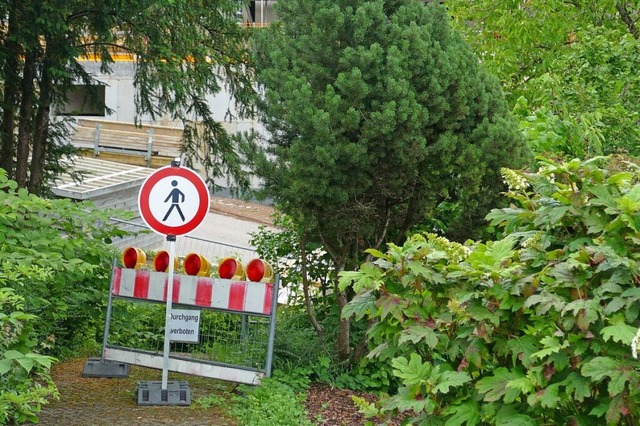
[100,250,278,385]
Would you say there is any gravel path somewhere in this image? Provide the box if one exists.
[31,358,235,426]
[32,358,405,426]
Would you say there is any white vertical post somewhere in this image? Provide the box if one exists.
[161,234,177,390]
[260,0,264,26]
[146,128,154,166]
[93,124,101,157]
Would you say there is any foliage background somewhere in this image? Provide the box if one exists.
[0,168,131,423]
[341,156,640,425]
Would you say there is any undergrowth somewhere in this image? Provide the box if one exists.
[196,376,313,426]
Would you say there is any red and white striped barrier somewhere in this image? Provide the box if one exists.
[112,267,274,315]
[103,347,263,384]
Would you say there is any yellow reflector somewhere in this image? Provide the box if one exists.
[122,247,146,269]
[246,259,273,283]
[183,253,211,276]
[152,250,179,272]
[217,257,245,280]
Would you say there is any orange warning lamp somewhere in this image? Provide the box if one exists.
[217,257,245,280]
[152,250,179,272]
[245,259,273,283]
[183,253,211,276]
[122,247,146,269]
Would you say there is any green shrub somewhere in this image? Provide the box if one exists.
[272,308,331,371]
[0,169,133,355]
[0,288,58,425]
[341,156,640,424]
[231,378,313,426]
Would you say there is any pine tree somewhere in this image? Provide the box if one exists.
[252,0,530,359]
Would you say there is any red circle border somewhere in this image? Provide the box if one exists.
[138,166,210,236]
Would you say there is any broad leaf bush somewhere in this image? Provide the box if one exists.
[0,288,58,425]
[341,156,640,424]
[0,169,132,355]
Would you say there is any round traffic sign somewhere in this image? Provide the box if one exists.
[138,165,210,236]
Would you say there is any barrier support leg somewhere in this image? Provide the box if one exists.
[83,258,130,378]
[265,275,279,378]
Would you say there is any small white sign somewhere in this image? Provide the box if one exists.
[168,309,201,343]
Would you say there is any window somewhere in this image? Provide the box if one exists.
[60,84,106,116]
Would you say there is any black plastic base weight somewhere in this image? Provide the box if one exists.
[137,380,191,406]
[82,358,130,378]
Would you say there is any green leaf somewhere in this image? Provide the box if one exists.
[600,315,638,344]
[26,353,55,369]
[582,357,635,396]
[604,297,626,315]
[376,293,406,322]
[367,342,389,359]
[526,383,560,408]
[589,184,619,209]
[467,305,500,326]
[466,238,516,269]
[3,350,23,360]
[476,368,524,403]
[589,399,609,418]
[342,291,376,321]
[534,205,570,228]
[506,377,535,395]
[339,268,382,292]
[433,369,471,394]
[15,356,34,373]
[494,405,537,425]
[505,336,538,368]
[398,325,438,348]
[443,400,481,426]
[560,372,591,402]
[384,386,437,414]
[364,248,387,259]
[606,393,628,425]
[581,357,619,381]
[0,359,12,375]
[530,336,569,361]
[524,292,566,314]
[391,353,431,386]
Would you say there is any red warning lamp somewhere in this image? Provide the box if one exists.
[153,250,178,272]
[184,253,211,276]
[246,259,273,283]
[217,257,245,280]
[122,247,146,269]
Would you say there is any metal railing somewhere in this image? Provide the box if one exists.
[110,217,258,265]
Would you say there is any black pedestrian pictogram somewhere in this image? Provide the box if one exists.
[162,180,186,222]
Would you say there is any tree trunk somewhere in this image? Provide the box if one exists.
[300,233,324,336]
[336,290,351,360]
[0,0,22,179]
[353,318,376,361]
[15,49,37,188]
[616,3,640,39]
[29,50,55,194]
[397,183,420,244]
[319,231,353,361]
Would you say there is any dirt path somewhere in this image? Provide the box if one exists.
[32,358,236,426]
[209,196,275,226]
[32,357,406,426]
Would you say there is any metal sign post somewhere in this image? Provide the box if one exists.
[161,234,176,391]
[135,158,210,406]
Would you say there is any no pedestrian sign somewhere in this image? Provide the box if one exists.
[138,165,210,236]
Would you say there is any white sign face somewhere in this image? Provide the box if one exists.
[168,309,201,343]
[146,175,202,227]
[138,165,210,236]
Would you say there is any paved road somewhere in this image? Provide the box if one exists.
[189,211,272,248]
